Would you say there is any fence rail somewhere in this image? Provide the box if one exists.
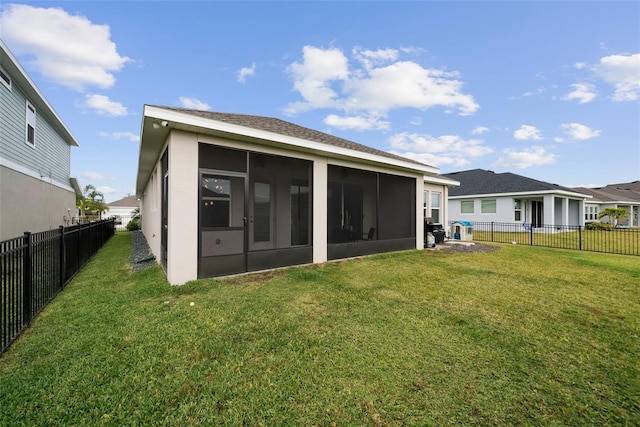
[465,221,640,256]
[1,218,115,355]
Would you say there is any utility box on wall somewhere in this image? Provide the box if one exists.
[451,221,473,241]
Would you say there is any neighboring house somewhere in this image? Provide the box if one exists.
[136,105,459,284]
[572,181,640,227]
[0,40,81,241]
[106,195,139,229]
[442,169,590,228]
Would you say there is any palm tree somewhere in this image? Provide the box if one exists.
[598,207,629,228]
[76,185,108,219]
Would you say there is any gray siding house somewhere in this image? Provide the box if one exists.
[0,40,80,240]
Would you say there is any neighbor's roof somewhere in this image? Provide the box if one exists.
[0,40,79,147]
[443,169,590,198]
[108,195,138,207]
[137,105,457,195]
[572,181,640,204]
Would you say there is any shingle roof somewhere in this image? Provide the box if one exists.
[572,181,640,203]
[108,195,138,207]
[153,106,429,167]
[443,169,583,197]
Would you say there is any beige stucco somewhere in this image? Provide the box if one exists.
[0,165,76,240]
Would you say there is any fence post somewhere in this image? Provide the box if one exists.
[579,225,582,251]
[22,232,32,327]
[491,222,494,242]
[529,224,533,246]
[59,226,66,288]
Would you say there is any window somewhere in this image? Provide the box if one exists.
[201,176,231,228]
[585,205,599,221]
[431,192,441,223]
[0,66,11,90]
[26,101,36,147]
[423,191,428,219]
[481,199,496,214]
[291,180,310,246]
[253,182,271,242]
[514,199,522,221]
[461,200,474,214]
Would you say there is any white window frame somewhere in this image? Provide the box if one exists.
[0,65,11,90]
[481,199,496,214]
[431,192,441,223]
[460,200,474,214]
[514,199,522,221]
[26,100,36,147]
[423,191,429,219]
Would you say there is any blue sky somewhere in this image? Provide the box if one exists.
[2,1,639,202]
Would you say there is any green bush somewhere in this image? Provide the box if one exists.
[585,221,612,231]
[125,217,140,231]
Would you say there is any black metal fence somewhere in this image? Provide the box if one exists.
[460,221,640,256]
[1,218,115,355]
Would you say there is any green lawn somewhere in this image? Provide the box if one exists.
[1,233,638,426]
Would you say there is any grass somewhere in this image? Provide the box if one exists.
[1,233,638,426]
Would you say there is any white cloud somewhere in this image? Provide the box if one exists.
[514,125,543,141]
[560,123,601,141]
[82,171,108,181]
[285,45,478,122]
[179,96,211,110]
[471,126,489,135]
[574,62,587,69]
[352,46,399,70]
[286,45,349,113]
[237,63,256,83]
[563,83,597,104]
[98,131,139,142]
[0,4,130,91]
[388,132,493,167]
[323,114,390,131]
[593,53,640,101]
[83,94,127,116]
[492,146,557,169]
[97,186,116,195]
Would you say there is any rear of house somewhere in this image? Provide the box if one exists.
[0,40,80,241]
[136,106,458,284]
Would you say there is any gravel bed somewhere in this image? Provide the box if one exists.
[436,242,501,253]
[130,230,156,271]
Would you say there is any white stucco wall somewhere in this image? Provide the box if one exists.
[166,131,199,285]
[142,131,444,284]
[312,157,328,264]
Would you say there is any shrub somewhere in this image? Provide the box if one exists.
[585,221,612,231]
[126,217,140,231]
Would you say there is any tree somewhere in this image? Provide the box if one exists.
[598,207,629,228]
[76,184,108,218]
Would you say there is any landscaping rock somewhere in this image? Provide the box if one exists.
[131,230,156,271]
